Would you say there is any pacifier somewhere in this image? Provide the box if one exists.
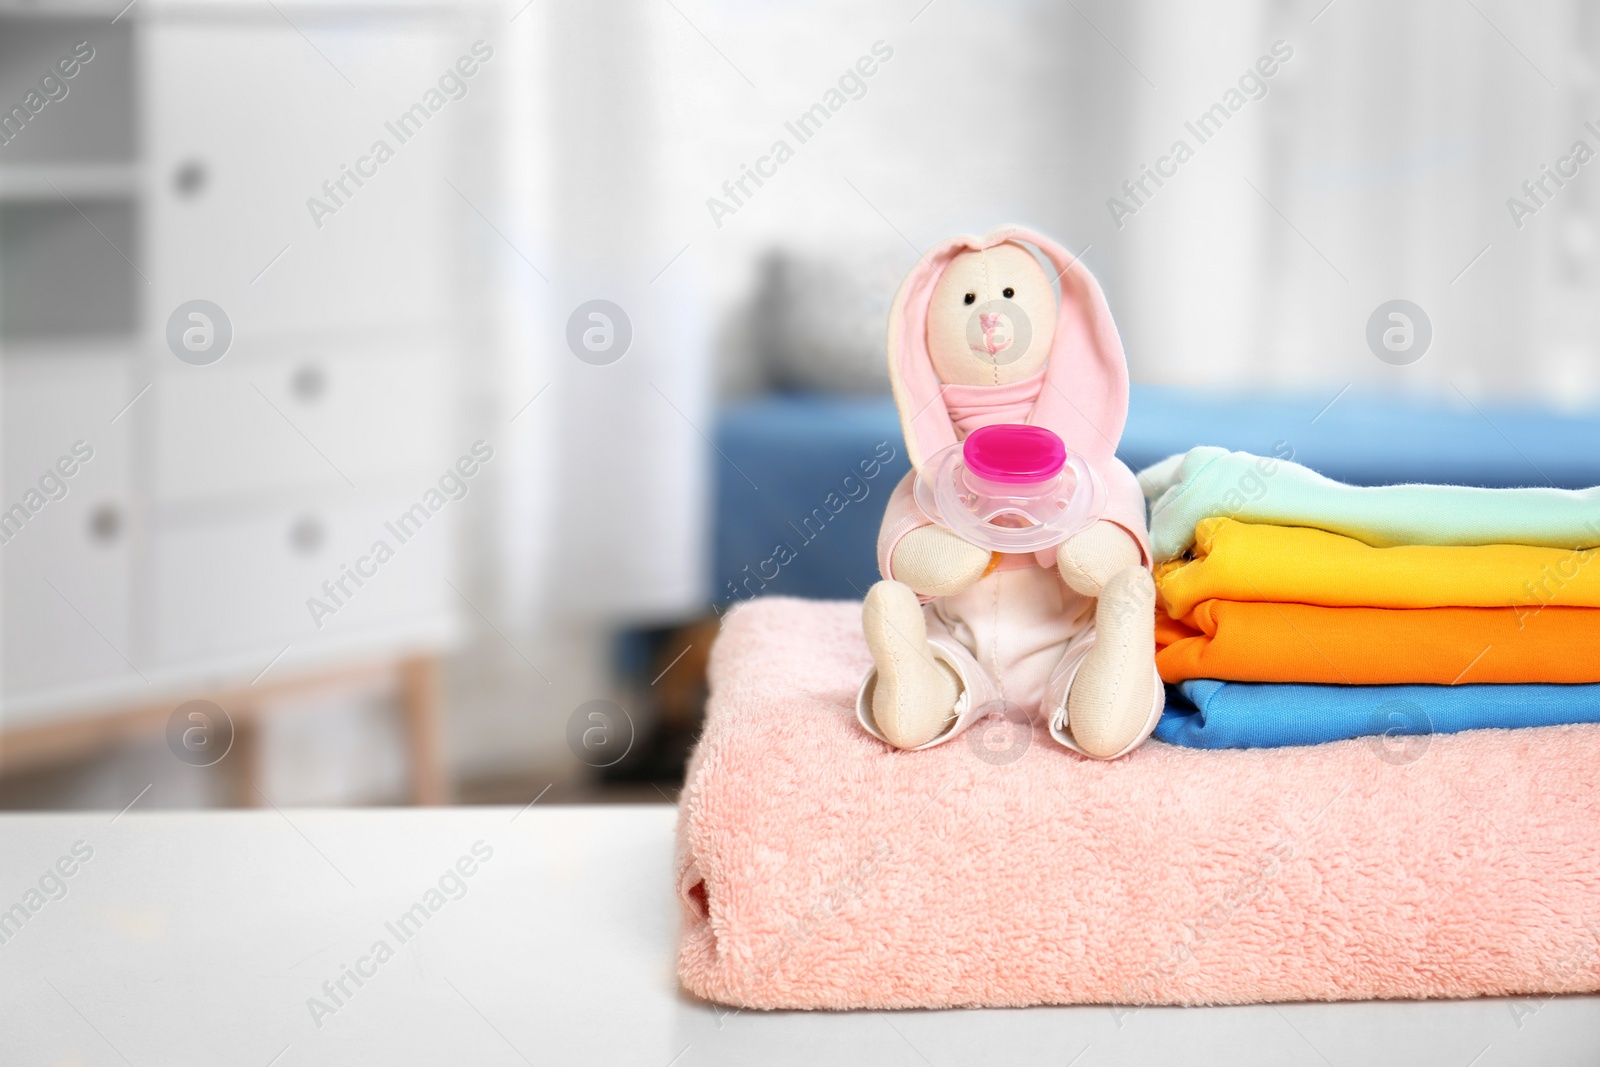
[913,424,1106,553]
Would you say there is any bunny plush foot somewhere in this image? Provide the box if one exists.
[862,580,962,749]
[1067,566,1160,758]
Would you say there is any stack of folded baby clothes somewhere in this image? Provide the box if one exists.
[1140,447,1600,749]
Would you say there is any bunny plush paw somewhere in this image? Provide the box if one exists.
[891,525,993,598]
[1056,520,1142,597]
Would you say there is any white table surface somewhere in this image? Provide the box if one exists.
[1,803,1597,1066]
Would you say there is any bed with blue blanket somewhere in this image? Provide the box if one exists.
[711,384,1600,607]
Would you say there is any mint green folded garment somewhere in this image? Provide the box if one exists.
[1139,446,1600,563]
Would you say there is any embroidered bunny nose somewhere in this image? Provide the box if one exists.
[976,312,1012,355]
[963,297,1032,365]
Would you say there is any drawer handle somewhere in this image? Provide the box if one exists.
[88,503,122,544]
[292,363,327,402]
[173,159,207,199]
[290,516,325,554]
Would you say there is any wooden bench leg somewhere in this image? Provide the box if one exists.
[399,655,449,805]
[230,710,262,808]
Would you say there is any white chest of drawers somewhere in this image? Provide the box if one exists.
[0,2,489,757]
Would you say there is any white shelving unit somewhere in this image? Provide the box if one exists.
[0,1,490,799]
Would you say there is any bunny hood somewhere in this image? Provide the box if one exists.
[886,225,1130,479]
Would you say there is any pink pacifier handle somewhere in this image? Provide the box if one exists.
[961,424,1066,484]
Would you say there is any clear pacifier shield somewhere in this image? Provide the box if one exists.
[912,426,1106,554]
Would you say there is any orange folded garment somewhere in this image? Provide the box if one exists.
[1156,600,1600,685]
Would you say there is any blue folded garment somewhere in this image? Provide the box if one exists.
[1155,679,1600,749]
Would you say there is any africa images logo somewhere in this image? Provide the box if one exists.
[305,41,495,230]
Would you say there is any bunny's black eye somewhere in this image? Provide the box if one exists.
[1002,287,1015,299]
[963,293,975,305]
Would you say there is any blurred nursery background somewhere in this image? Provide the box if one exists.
[1,0,1597,809]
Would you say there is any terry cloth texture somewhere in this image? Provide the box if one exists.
[675,598,1600,1009]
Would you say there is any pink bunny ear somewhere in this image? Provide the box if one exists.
[884,232,984,473]
[885,226,1130,478]
[999,226,1130,473]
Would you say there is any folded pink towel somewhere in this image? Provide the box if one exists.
[676,598,1600,1009]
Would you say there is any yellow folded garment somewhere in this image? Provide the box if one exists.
[1154,517,1600,619]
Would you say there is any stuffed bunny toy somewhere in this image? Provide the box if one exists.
[855,226,1163,759]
